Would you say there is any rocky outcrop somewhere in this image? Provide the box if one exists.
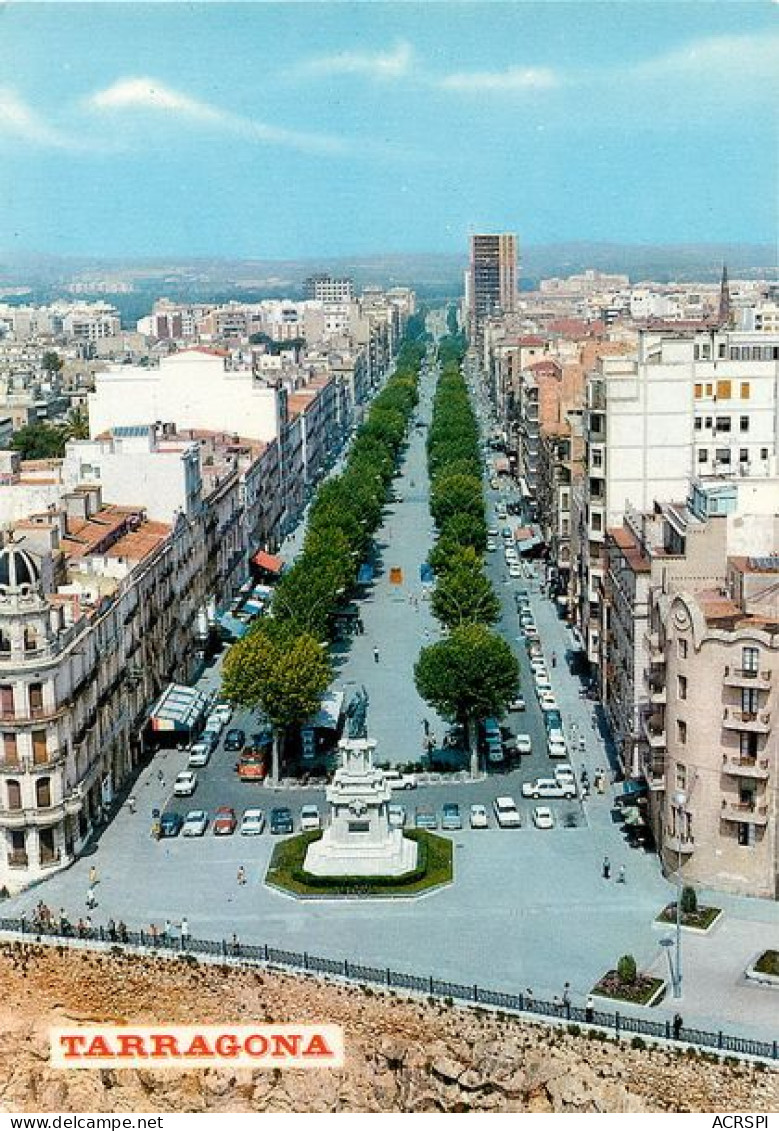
[0,944,775,1113]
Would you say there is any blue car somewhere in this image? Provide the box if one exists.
[270,807,294,835]
[159,811,183,838]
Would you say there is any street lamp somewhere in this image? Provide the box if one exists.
[671,788,687,998]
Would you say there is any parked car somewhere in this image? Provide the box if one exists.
[494,796,522,828]
[532,806,555,830]
[524,626,540,640]
[224,728,246,753]
[469,803,489,828]
[521,777,576,800]
[508,694,526,711]
[269,806,294,835]
[441,803,462,830]
[213,806,237,835]
[414,805,438,830]
[539,691,559,712]
[299,804,321,831]
[548,738,568,759]
[535,678,553,697]
[203,712,225,735]
[515,733,533,755]
[236,750,269,781]
[188,742,212,768]
[487,539,498,552]
[508,563,522,578]
[388,803,406,829]
[181,809,208,837]
[487,527,499,539]
[239,808,265,835]
[159,811,183,838]
[173,770,197,796]
[554,764,576,787]
[211,701,233,727]
[383,770,418,790]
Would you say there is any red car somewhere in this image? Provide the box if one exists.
[213,806,237,835]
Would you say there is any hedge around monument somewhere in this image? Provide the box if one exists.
[265,829,453,896]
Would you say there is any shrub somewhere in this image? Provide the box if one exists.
[631,1036,646,1050]
[680,885,698,915]
[617,954,637,985]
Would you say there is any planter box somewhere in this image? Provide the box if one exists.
[655,904,722,934]
[591,976,667,1008]
[746,950,779,987]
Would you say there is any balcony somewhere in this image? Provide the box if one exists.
[723,666,772,690]
[722,754,770,780]
[642,712,666,749]
[0,752,66,774]
[720,798,769,825]
[650,685,667,705]
[664,831,695,855]
[0,802,68,828]
[7,850,28,869]
[644,631,664,664]
[0,704,66,727]
[722,708,771,733]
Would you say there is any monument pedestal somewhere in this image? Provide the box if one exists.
[304,737,418,878]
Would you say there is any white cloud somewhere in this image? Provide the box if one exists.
[0,87,79,149]
[634,31,779,85]
[88,76,349,155]
[300,41,413,80]
[438,66,560,93]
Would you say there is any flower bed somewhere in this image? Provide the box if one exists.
[656,903,722,931]
[592,971,666,1007]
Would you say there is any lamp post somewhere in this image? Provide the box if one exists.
[672,788,687,998]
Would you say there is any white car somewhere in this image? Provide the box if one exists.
[539,691,559,712]
[300,804,321,831]
[487,540,498,552]
[188,742,212,768]
[548,738,568,759]
[554,764,576,787]
[383,770,418,790]
[508,563,522,578]
[535,678,553,697]
[211,702,233,726]
[173,770,197,796]
[514,733,533,755]
[203,712,225,735]
[494,796,522,828]
[469,803,489,828]
[388,804,406,829]
[508,694,526,712]
[524,626,540,640]
[532,806,555,830]
[529,657,547,673]
[240,808,265,835]
[521,777,576,800]
[182,809,208,836]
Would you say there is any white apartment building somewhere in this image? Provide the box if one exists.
[579,327,779,662]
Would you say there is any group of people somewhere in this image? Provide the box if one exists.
[28,901,131,943]
[602,856,626,884]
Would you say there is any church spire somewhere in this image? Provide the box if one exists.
[718,262,731,328]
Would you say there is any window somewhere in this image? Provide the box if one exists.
[742,646,759,674]
[694,417,702,431]
[675,763,687,790]
[698,449,708,463]
[677,720,687,744]
[739,416,749,432]
[2,733,18,765]
[737,822,756,847]
[694,383,703,398]
[592,450,603,469]
[741,687,759,714]
[0,685,13,718]
[6,780,21,810]
[591,512,602,532]
[678,675,688,700]
[740,732,757,758]
[716,380,732,400]
[35,777,51,808]
[718,343,727,359]
[32,730,47,765]
[705,383,713,396]
[705,417,713,428]
[678,639,688,659]
[29,682,43,716]
[715,449,731,465]
[740,382,751,399]
[740,449,749,463]
[715,416,731,432]
[760,448,769,460]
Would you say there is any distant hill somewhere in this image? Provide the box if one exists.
[0,242,775,299]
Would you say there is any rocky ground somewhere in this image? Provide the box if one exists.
[0,942,776,1113]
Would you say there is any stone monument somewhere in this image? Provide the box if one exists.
[304,687,418,878]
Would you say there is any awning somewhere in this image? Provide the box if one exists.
[516,525,543,553]
[217,613,250,639]
[308,690,345,730]
[420,563,435,583]
[615,780,649,805]
[148,683,209,733]
[519,477,532,499]
[253,550,283,574]
[243,598,264,615]
[494,457,510,473]
[357,564,374,585]
[252,584,274,599]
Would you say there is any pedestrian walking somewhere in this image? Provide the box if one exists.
[86,885,97,909]
[602,856,611,880]
[128,795,137,813]
[107,918,117,941]
[551,652,557,669]
[562,982,571,1007]
[617,864,626,884]
[423,627,430,641]
[673,1012,683,1040]
[237,865,246,886]
[373,646,380,664]
[163,918,172,941]
[180,917,190,949]
[88,865,99,886]
[157,768,165,784]
[423,718,430,736]
[85,915,93,936]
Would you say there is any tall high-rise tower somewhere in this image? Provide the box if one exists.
[468,232,518,345]
[718,263,732,328]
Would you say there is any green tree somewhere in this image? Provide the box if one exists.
[430,472,484,528]
[680,885,698,916]
[10,422,68,459]
[41,351,63,374]
[617,954,638,985]
[65,405,90,440]
[414,624,519,773]
[221,621,332,783]
[431,561,500,630]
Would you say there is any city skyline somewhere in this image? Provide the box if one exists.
[1,1,777,260]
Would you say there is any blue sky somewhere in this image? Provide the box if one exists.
[0,1,777,259]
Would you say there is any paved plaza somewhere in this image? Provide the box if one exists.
[6,355,779,1046]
